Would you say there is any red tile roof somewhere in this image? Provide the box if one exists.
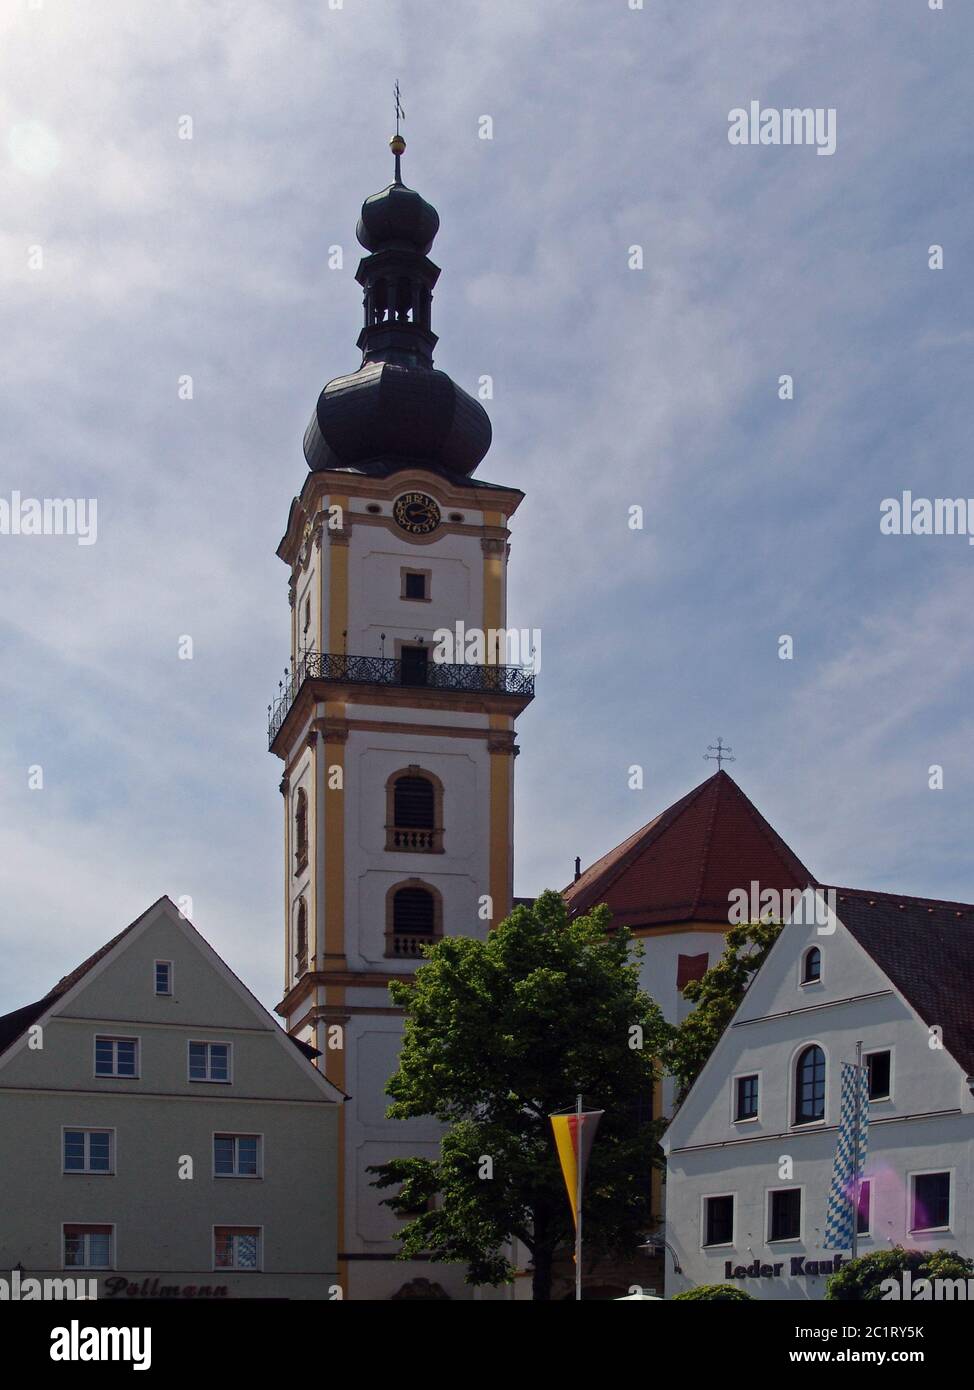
[563,770,814,929]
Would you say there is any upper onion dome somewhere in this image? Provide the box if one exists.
[356,181,440,256]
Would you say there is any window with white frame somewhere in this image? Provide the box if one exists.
[768,1187,802,1242]
[793,1044,826,1124]
[94,1036,139,1078]
[214,1226,261,1271]
[734,1073,759,1121]
[856,1179,872,1236]
[214,1134,261,1178]
[189,1041,231,1083]
[801,946,822,984]
[63,1224,113,1269]
[702,1194,734,1247]
[910,1171,951,1232]
[63,1129,113,1174]
[154,960,173,996]
[865,1049,891,1101]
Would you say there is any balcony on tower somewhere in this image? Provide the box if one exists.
[267,648,535,751]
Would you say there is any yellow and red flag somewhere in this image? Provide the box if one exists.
[550,1106,604,1230]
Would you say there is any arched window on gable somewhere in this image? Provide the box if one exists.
[294,788,308,873]
[801,946,822,984]
[386,768,443,852]
[294,898,308,976]
[794,1045,826,1125]
[387,882,441,959]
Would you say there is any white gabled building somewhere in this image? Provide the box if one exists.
[663,885,974,1300]
[0,897,344,1301]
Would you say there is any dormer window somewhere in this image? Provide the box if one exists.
[801,946,821,984]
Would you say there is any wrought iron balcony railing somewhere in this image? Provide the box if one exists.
[268,650,536,746]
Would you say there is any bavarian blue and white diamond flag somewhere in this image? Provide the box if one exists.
[823,1062,869,1249]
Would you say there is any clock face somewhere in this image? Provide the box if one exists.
[393,492,441,536]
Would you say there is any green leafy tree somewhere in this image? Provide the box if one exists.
[826,1247,974,1301]
[666,918,783,1101]
[370,890,671,1300]
[672,1283,754,1301]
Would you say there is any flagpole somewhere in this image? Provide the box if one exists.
[575,1092,583,1301]
[851,1041,862,1262]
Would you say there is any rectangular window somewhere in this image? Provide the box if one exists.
[402,570,429,601]
[63,1224,113,1269]
[911,1172,951,1232]
[214,1226,261,1271]
[155,961,173,996]
[94,1036,139,1078]
[703,1195,734,1247]
[63,1129,113,1174]
[735,1074,759,1121]
[189,1041,231,1083]
[866,1050,891,1101]
[769,1188,802,1242]
[214,1134,261,1178]
[856,1179,871,1235]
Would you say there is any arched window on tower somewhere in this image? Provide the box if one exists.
[386,768,443,852]
[294,898,308,975]
[801,946,822,984]
[294,788,308,873]
[387,882,441,959]
[794,1045,826,1125]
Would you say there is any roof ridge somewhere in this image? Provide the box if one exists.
[827,884,974,913]
[689,772,723,915]
[566,772,722,914]
[723,776,816,886]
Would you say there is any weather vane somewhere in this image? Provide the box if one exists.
[704,737,735,771]
[391,81,406,181]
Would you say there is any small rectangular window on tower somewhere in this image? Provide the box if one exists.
[401,569,430,601]
[155,960,172,996]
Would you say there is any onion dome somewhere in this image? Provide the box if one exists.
[304,359,491,477]
[356,182,440,256]
[303,134,491,479]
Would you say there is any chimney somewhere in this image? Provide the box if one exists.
[574,856,581,883]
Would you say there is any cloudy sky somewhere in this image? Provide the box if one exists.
[1,0,971,1017]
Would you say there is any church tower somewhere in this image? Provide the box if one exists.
[269,134,534,1299]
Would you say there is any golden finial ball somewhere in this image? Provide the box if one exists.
[390,134,406,157]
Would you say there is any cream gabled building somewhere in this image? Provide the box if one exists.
[268,137,534,1300]
[0,897,342,1300]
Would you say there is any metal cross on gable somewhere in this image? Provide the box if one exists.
[704,737,735,771]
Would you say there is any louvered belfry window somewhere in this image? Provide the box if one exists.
[388,771,441,852]
[393,887,435,936]
[395,776,435,829]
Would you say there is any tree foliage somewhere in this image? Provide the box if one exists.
[671,1283,754,1301]
[370,890,672,1299]
[825,1246,974,1301]
[666,918,783,1101]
